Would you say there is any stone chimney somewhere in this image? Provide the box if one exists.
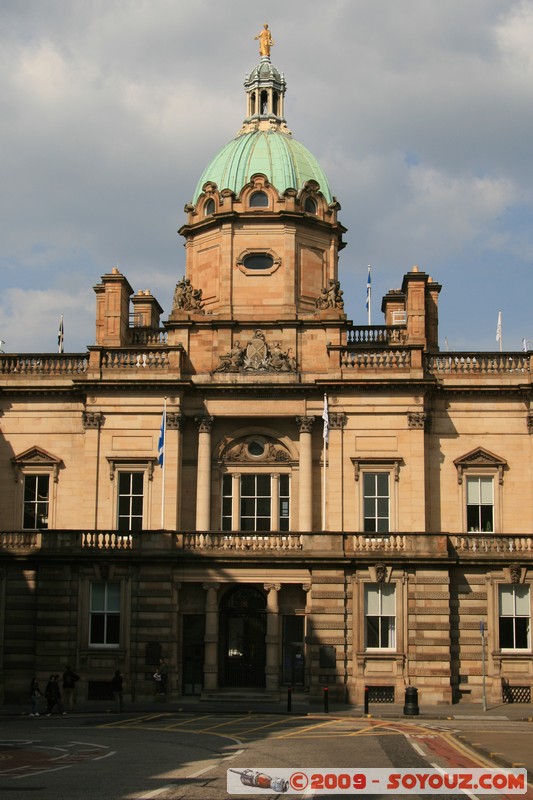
[93,268,133,347]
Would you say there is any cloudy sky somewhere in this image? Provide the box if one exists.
[1,0,532,353]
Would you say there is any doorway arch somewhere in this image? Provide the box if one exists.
[219,585,266,688]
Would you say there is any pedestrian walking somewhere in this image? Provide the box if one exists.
[62,665,80,710]
[45,675,66,716]
[111,670,124,712]
[157,658,168,696]
[29,676,42,717]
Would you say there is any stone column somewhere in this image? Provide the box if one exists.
[231,473,241,531]
[327,413,347,531]
[202,583,219,692]
[264,583,281,692]
[82,411,104,530]
[296,416,314,532]
[195,416,214,532]
[166,413,184,530]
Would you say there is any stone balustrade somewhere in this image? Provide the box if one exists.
[453,534,533,554]
[340,350,411,369]
[426,352,531,374]
[101,349,170,369]
[1,529,532,557]
[0,354,88,375]
[181,532,303,551]
[346,326,406,346]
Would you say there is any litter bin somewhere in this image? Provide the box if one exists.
[403,686,419,716]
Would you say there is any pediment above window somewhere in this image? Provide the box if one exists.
[11,447,63,482]
[454,447,507,485]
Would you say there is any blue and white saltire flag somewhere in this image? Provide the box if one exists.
[322,393,329,444]
[57,315,64,354]
[157,407,166,467]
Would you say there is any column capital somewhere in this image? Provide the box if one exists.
[167,412,185,431]
[202,582,220,592]
[82,411,104,430]
[329,412,347,429]
[196,415,215,433]
[407,411,428,430]
[264,583,281,593]
[296,415,315,433]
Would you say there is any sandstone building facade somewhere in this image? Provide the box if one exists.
[0,42,531,707]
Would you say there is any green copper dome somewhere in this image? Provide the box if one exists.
[193,130,333,205]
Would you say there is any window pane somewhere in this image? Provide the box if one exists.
[514,586,530,615]
[106,614,120,645]
[499,617,514,648]
[381,585,396,614]
[91,583,106,611]
[279,475,289,495]
[131,474,143,493]
[377,498,389,517]
[366,617,380,648]
[24,476,37,503]
[364,517,376,533]
[376,473,389,495]
[480,506,493,532]
[256,517,271,531]
[241,475,255,494]
[241,498,255,516]
[363,498,375,517]
[363,473,375,495]
[90,615,105,644]
[106,582,121,611]
[377,517,389,533]
[467,506,480,531]
[480,477,493,504]
[466,478,480,504]
[365,586,379,615]
[499,586,514,615]
[257,498,271,516]
[256,475,271,494]
[131,497,143,515]
[514,618,530,649]
[222,474,232,493]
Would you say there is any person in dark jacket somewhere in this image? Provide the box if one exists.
[62,665,80,710]
[29,676,42,717]
[45,675,66,716]
[111,670,124,712]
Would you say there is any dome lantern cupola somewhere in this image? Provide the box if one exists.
[241,24,288,133]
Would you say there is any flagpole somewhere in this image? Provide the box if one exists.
[160,398,167,529]
[366,266,372,326]
[322,394,329,531]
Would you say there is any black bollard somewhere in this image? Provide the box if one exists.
[403,686,419,716]
[287,686,292,713]
[323,686,329,713]
[364,685,369,715]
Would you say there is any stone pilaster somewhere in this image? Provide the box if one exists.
[195,416,214,531]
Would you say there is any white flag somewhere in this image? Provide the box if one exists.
[322,394,329,443]
[496,311,502,343]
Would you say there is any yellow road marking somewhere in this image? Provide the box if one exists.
[276,716,341,739]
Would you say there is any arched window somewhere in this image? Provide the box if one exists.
[249,191,269,208]
[204,198,215,216]
[304,197,317,214]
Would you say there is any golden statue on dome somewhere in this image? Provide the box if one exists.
[254,23,274,57]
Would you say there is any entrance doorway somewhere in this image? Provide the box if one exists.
[219,586,266,688]
[182,615,205,696]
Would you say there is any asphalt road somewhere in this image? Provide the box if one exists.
[0,712,530,800]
